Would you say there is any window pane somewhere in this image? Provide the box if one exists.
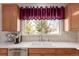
[24,20,38,35]
[47,20,60,34]
[22,19,60,35]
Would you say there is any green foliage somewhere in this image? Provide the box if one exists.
[35,20,52,33]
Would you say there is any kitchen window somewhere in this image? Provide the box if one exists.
[20,6,65,35]
[21,19,62,35]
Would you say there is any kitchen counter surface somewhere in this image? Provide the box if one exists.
[0,42,79,49]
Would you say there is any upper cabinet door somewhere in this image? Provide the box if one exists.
[70,4,79,30]
[65,4,79,31]
[2,4,20,32]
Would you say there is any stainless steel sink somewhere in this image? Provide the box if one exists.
[31,42,54,47]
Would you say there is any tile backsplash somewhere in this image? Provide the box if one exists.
[22,31,77,42]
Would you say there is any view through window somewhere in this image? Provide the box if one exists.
[21,19,62,35]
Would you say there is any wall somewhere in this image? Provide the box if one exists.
[0,3,78,43]
[77,32,79,42]
[18,3,66,7]
[22,32,77,42]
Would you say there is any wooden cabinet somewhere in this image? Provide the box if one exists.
[0,48,8,56]
[64,4,79,31]
[28,48,79,56]
[2,4,20,32]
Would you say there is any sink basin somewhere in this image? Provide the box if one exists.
[31,42,54,47]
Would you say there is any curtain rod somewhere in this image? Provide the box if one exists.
[20,6,65,8]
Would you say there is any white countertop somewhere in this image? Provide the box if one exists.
[0,42,79,49]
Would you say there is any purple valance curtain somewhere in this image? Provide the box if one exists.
[20,6,65,20]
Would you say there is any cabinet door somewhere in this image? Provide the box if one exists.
[0,48,8,53]
[0,48,8,56]
[28,48,77,56]
[65,4,79,31]
[0,53,8,56]
[2,4,19,32]
[2,4,11,31]
[70,4,79,31]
